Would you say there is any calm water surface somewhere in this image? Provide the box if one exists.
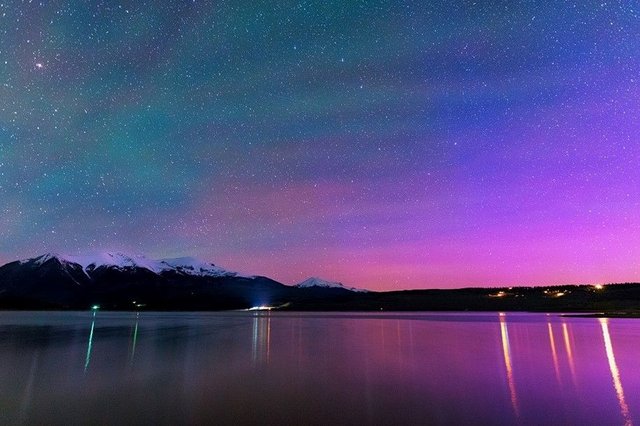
[0,311,638,425]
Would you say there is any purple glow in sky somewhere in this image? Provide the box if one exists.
[1,1,639,290]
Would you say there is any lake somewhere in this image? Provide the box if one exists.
[0,311,637,425]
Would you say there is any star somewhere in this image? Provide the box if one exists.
[1,0,638,291]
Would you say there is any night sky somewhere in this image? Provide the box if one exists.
[1,1,639,290]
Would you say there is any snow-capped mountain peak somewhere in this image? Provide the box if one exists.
[31,252,63,265]
[30,252,159,271]
[22,252,239,278]
[158,257,237,277]
[295,277,367,292]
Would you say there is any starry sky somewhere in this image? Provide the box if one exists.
[1,0,639,290]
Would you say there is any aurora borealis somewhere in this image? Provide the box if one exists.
[1,1,639,290]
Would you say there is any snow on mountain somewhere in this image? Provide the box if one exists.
[158,257,238,277]
[34,252,162,271]
[295,277,367,292]
[24,252,239,277]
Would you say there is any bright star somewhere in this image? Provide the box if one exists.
[35,63,44,69]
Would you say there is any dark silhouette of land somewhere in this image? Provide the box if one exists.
[1,254,639,314]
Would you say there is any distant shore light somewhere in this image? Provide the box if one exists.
[248,306,273,311]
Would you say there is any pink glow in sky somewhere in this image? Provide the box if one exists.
[3,1,640,290]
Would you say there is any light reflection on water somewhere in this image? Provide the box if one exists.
[84,310,96,372]
[0,311,639,425]
[547,321,561,386]
[499,313,519,418]
[562,321,578,386]
[600,318,633,426]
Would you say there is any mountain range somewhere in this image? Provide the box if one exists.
[0,252,366,310]
[1,252,640,313]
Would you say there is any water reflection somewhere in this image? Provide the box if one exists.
[499,313,519,417]
[18,351,39,425]
[129,312,139,363]
[600,318,633,426]
[84,311,96,372]
[561,322,577,386]
[252,312,271,367]
[547,321,561,385]
[0,312,639,425]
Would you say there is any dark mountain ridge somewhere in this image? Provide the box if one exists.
[1,253,639,312]
[0,253,358,310]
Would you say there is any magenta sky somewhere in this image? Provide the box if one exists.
[2,1,639,290]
